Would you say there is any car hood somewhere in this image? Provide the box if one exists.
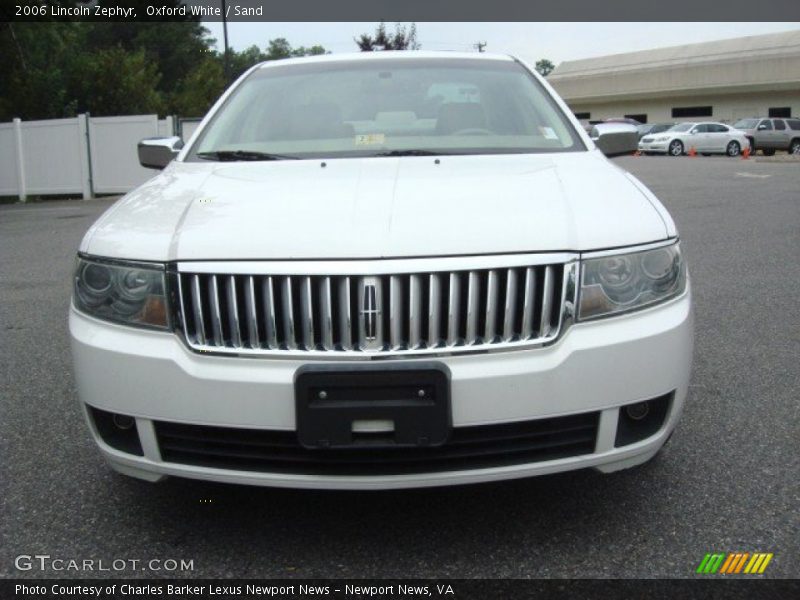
[81,151,674,261]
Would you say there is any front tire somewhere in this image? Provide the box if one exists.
[726,141,741,157]
[790,139,800,155]
[669,140,684,156]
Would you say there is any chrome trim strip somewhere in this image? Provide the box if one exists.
[177,252,576,275]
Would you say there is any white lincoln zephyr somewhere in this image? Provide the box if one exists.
[70,52,693,489]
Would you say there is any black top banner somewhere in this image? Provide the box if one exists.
[3,0,800,22]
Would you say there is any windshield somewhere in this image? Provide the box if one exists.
[669,123,694,132]
[189,57,585,160]
[733,119,759,129]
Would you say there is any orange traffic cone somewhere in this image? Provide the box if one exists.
[688,146,697,157]
[742,146,750,160]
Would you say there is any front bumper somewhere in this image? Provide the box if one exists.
[638,141,670,153]
[70,288,693,489]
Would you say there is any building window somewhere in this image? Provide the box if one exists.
[574,112,591,120]
[625,114,648,124]
[671,106,712,118]
[768,107,791,118]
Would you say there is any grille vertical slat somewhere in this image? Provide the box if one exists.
[428,273,442,347]
[447,272,461,346]
[208,275,224,346]
[540,265,554,337]
[226,275,242,348]
[338,277,352,350]
[521,267,536,339]
[281,276,296,350]
[190,274,206,346]
[484,270,499,342]
[299,276,314,350]
[503,269,518,341]
[319,277,333,350]
[408,274,422,348]
[262,276,278,349]
[178,261,568,356]
[389,275,403,349]
[244,276,259,349]
[466,271,480,344]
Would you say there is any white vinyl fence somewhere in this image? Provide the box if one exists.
[0,114,176,201]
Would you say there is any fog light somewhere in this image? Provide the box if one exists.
[112,414,135,430]
[625,402,650,421]
[614,393,672,447]
[88,406,143,456]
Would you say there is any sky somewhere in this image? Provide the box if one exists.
[203,22,800,66]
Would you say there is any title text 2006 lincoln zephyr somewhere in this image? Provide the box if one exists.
[70,52,692,489]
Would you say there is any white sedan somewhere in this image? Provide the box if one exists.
[639,122,750,157]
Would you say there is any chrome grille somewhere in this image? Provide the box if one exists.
[176,260,574,357]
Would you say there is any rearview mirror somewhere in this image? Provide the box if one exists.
[138,136,183,169]
[590,123,639,157]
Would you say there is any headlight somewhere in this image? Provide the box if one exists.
[578,242,686,320]
[73,257,169,329]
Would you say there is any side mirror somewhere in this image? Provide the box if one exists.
[138,136,183,169]
[590,123,639,157]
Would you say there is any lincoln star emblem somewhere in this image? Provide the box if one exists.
[361,281,380,341]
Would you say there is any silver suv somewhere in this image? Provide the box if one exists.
[733,117,800,155]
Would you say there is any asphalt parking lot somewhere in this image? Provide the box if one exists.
[1,155,798,579]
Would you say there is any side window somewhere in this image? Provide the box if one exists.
[773,119,786,131]
[692,124,708,133]
[759,120,773,131]
[787,119,800,131]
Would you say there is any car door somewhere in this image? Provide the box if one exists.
[708,124,731,152]
[772,119,789,150]
[755,119,774,149]
[688,124,708,151]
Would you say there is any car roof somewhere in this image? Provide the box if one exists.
[256,51,515,70]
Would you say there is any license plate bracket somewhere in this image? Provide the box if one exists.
[294,362,451,449]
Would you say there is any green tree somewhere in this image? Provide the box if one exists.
[71,46,164,116]
[171,56,226,117]
[356,22,420,51]
[535,59,555,77]
[0,20,327,121]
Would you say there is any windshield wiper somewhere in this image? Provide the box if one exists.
[197,150,299,161]
[373,149,445,157]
